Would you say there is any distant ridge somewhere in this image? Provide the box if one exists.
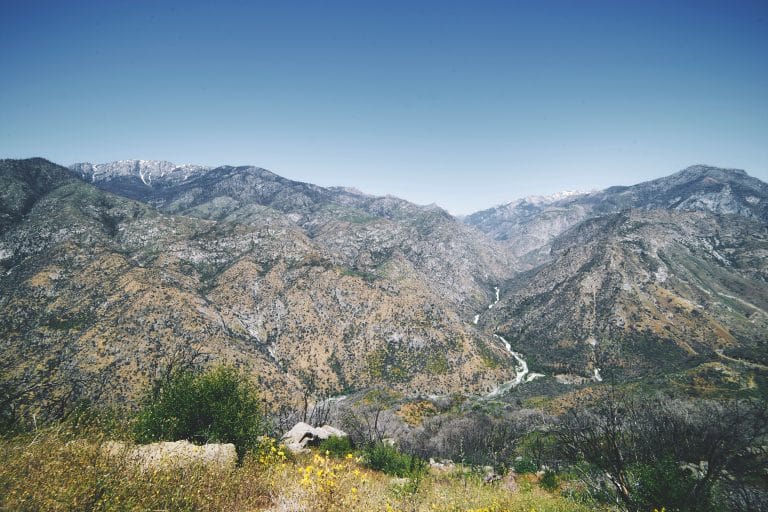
[465,164,768,266]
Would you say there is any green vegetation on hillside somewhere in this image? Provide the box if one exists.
[4,363,765,511]
[133,366,268,456]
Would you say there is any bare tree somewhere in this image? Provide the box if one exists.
[149,343,208,401]
[339,389,398,446]
[555,391,768,512]
[401,408,549,470]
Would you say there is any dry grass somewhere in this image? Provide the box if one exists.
[0,427,604,511]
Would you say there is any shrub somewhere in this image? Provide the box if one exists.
[319,435,354,458]
[133,365,267,456]
[518,430,560,469]
[402,409,547,471]
[630,458,701,512]
[361,443,426,478]
[540,469,559,491]
[514,457,538,474]
[254,436,290,466]
[555,393,768,511]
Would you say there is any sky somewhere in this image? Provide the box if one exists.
[1,1,767,214]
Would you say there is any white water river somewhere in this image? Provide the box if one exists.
[485,334,544,397]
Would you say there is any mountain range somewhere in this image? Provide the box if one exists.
[466,165,768,267]
[1,158,766,416]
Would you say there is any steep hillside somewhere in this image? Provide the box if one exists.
[71,160,518,312]
[0,158,77,233]
[482,208,768,381]
[1,159,517,418]
[466,165,768,266]
[4,159,767,417]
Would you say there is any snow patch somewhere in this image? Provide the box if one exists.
[522,190,586,205]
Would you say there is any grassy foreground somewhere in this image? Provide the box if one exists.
[0,427,603,512]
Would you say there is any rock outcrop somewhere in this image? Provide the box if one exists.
[281,422,348,453]
[103,440,237,471]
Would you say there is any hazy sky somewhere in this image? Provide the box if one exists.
[2,1,767,214]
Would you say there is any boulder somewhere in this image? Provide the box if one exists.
[429,458,456,472]
[103,440,237,471]
[281,422,348,453]
[316,425,347,438]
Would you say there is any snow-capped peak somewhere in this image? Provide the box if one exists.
[522,190,586,204]
[70,160,210,186]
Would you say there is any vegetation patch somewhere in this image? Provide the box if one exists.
[318,435,354,458]
[425,352,450,375]
[341,267,378,282]
[361,442,426,478]
[398,400,439,426]
[133,365,268,456]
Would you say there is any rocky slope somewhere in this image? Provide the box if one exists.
[71,160,518,312]
[1,159,517,418]
[466,165,768,266]
[2,158,766,419]
[481,208,768,382]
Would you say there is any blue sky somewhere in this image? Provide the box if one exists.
[1,1,766,214]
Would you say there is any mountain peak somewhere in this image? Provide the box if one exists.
[673,164,748,181]
[519,190,588,206]
[680,164,747,175]
[465,164,768,265]
[70,160,210,185]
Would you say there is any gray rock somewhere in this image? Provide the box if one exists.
[281,422,348,453]
[103,440,236,471]
[428,458,456,472]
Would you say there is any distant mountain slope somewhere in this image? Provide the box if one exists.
[466,165,768,266]
[483,208,768,379]
[69,160,518,311]
[71,160,210,187]
[3,158,767,418]
[0,158,77,234]
[1,159,518,417]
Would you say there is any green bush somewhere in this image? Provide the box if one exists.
[514,456,538,474]
[540,469,558,491]
[133,366,267,456]
[362,443,426,478]
[630,457,705,512]
[318,435,353,458]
